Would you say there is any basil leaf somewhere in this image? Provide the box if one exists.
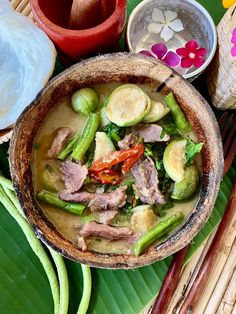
[185,140,203,166]
[102,122,126,145]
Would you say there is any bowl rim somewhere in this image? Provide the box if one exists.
[9,52,224,269]
[30,0,126,37]
[126,0,217,80]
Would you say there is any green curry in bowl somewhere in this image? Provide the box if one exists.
[32,83,202,256]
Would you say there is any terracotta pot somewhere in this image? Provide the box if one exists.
[10,53,223,269]
[30,0,126,60]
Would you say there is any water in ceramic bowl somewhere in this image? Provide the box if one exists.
[127,0,217,80]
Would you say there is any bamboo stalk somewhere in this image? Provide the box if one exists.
[184,196,236,314]
[29,12,36,22]
[11,0,22,10]
[204,238,236,313]
[179,176,236,313]
[15,0,29,13]
[22,2,31,16]
[165,230,217,313]
[232,301,236,314]
[150,246,189,314]
[217,266,236,314]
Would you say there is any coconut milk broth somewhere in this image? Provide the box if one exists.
[32,83,200,254]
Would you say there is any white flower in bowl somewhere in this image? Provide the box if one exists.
[148,8,184,42]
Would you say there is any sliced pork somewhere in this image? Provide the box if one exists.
[118,124,169,150]
[131,157,165,205]
[79,222,132,240]
[59,186,127,211]
[132,124,170,142]
[118,133,139,150]
[60,160,88,193]
[47,127,72,158]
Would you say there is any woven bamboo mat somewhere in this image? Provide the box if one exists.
[3,1,236,313]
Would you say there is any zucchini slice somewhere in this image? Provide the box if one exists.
[105,84,151,127]
[171,165,199,200]
[163,139,187,182]
[143,100,170,123]
[100,107,110,128]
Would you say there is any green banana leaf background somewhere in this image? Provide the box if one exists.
[0,1,234,314]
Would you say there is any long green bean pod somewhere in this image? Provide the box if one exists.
[71,113,100,161]
[0,173,93,314]
[164,92,191,134]
[57,133,81,160]
[49,248,69,314]
[0,185,60,314]
[77,264,92,314]
[37,190,85,215]
[133,211,184,256]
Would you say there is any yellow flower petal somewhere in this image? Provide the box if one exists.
[222,0,236,8]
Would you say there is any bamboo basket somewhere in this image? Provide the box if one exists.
[207,4,236,110]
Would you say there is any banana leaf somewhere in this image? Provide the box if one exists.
[0,1,231,313]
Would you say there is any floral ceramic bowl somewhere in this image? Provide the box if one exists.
[127,0,217,81]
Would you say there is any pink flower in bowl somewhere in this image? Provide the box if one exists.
[139,43,180,67]
[176,40,207,68]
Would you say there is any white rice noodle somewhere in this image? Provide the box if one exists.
[0,0,56,129]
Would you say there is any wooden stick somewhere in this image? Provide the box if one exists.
[191,216,236,313]
[205,238,236,313]
[164,229,217,313]
[188,197,236,313]
[217,267,236,314]
[178,175,236,314]
[22,2,31,16]
[150,246,189,314]
[11,0,22,10]
[15,0,29,13]
[233,302,236,314]
[29,12,36,22]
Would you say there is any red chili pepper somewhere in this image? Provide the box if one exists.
[121,144,144,174]
[90,169,123,185]
[89,146,141,172]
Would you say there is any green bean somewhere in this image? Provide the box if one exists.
[164,92,191,134]
[77,264,92,314]
[49,248,69,314]
[133,211,184,256]
[71,113,100,161]
[37,190,85,215]
[0,185,60,314]
[0,173,93,314]
[57,133,81,160]
[0,181,70,314]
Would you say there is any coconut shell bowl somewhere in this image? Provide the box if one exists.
[9,53,223,269]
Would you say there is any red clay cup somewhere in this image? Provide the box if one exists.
[30,0,126,60]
